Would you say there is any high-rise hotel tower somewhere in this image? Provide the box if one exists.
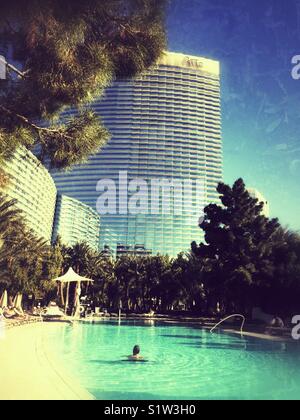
[52,52,223,256]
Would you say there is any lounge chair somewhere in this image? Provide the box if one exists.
[252,307,284,327]
[42,302,65,319]
[3,307,21,319]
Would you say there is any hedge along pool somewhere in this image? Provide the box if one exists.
[44,320,300,400]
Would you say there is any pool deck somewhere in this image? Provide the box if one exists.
[0,322,94,401]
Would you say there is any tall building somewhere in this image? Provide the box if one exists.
[52,194,100,250]
[1,147,57,241]
[116,243,152,259]
[52,51,223,256]
[248,188,270,218]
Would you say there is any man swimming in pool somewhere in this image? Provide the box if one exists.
[128,345,144,361]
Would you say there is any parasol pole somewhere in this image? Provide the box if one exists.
[74,281,81,318]
[60,283,65,306]
[65,281,70,315]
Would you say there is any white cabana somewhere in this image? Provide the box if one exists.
[55,268,93,284]
[54,268,94,315]
[13,294,24,315]
[0,290,8,309]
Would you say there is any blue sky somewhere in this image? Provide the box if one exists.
[167,0,300,231]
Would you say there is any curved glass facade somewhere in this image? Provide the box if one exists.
[2,147,57,241]
[52,52,223,256]
[52,194,100,250]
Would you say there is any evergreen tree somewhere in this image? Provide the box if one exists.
[0,0,168,169]
[192,179,281,314]
[267,228,300,315]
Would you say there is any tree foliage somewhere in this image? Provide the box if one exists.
[1,178,299,318]
[0,0,168,169]
[58,244,205,313]
[192,179,299,316]
[0,193,58,296]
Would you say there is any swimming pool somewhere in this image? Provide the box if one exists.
[45,320,300,400]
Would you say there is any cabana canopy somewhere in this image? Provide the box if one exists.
[54,268,94,316]
[0,290,8,308]
[54,268,94,283]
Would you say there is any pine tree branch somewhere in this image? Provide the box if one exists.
[0,104,72,140]
[102,11,142,37]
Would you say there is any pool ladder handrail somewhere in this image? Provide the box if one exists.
[210,314,246,336]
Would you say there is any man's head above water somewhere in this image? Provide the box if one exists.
[133,345,140,356]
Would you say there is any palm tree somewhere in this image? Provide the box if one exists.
[171,253,205,312]
[0,193,53,297]
[4,228,49,295]
[0,193,25,290]
[0,193,23,246]
[0,168,10,191]
[143,255,171,311]
[67,242,96,275]
[115,256,136,311]
[91,255,116,310]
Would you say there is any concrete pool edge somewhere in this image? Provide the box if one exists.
[0,323,95,401]
[80,317,293,342]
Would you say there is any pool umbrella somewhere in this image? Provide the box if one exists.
[0,290,8,308]
[13,293,24,315]
[13,293,21,307]
[54,268,94,315]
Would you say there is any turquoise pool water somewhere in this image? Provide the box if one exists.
[45,320,300,400]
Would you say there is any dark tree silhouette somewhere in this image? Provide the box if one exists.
[192,179,281,314]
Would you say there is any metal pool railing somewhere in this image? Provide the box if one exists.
[210,314,246,336]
